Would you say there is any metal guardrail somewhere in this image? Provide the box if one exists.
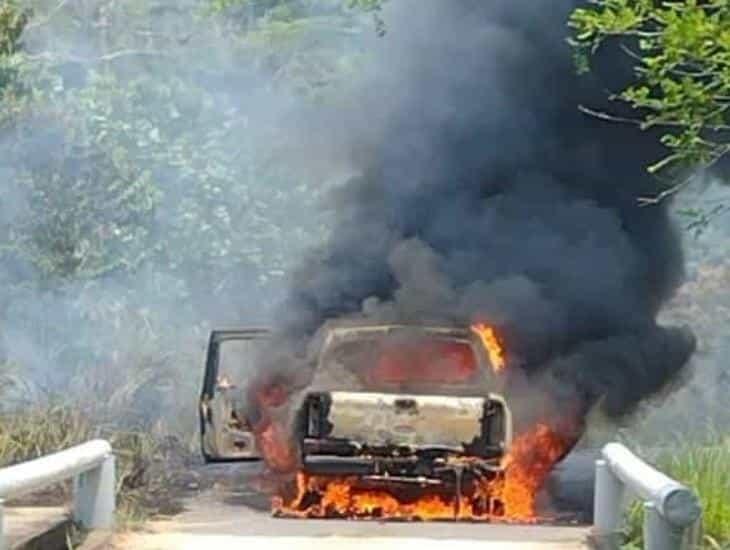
[594,442,702,550]
[0,440,115,550]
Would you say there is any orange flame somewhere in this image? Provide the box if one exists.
[256,330,578,523]
[471,323,506,373]
[272,423,574,522]
[274,473,480,521]
[256,421,298,473]
[250,382,298,473]
[499,423,573,518]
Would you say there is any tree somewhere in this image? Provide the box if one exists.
[0,0,377,401]
[569,0,730,203]
[0,0,29,100]
[0,1,28,58]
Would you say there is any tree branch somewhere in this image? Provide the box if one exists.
[578,105,643,126]
[579,104,730,132]
[637,176,694,206]
[24,49,172,65]
[638,146,730,206]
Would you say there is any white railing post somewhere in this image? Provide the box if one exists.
[594,458,624,545]
[73,453,115,529]
[644,502,684,550]
[684,517,702,549]
[0,440,115,544]
[593,443,702,550]
[0,498,6,550]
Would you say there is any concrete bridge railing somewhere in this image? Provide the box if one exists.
[594,442,702,550]
[0,439,115,550]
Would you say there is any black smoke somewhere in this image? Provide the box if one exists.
[275,0,695,423]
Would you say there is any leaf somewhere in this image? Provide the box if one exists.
[569,0,730,202]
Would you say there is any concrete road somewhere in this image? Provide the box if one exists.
[111,463,591,549]
[2,506,69,549]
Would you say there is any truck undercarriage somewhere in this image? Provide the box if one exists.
[299,391,510,486]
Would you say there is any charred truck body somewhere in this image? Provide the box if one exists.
[199,322,513,493]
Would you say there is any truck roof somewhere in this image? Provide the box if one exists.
[317,318,471,336]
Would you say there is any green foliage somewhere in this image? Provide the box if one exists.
[0,0,29,93]
[0,404,194,523]
[0,0,369,423]
[6,73,163,281]
[0,0,343,302]
[0,1,28,55]
[208,0,385,16]
[0,15,377,521]
[0,405,96,467]
[620,438,730,549]
[569,1,730,186]
[208,0,387,35]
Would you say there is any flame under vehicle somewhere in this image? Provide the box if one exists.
[200,322,515,518]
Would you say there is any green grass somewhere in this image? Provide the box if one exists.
[621,437,730,550]
[0,405,95,466]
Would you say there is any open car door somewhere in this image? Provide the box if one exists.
[199,328,269,462]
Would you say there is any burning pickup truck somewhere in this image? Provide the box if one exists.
[200,322,570,521]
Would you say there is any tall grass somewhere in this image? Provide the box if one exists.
[621,437,730,550]
[0,405,94,466]
[579,391,730,549]
[667,442,730,547]
[0,322,204,525]
[0,402,200,527]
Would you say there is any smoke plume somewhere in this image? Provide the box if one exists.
[275,0,696,425]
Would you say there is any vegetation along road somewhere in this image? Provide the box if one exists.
[1,0,729,549]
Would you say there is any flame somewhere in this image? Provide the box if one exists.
[256,420,298,473]
[471,323,506,373]
[499,423,573,518]
[250,381,298,472]
[254,329,578,523]
[274,473,476,520]
[272,422,574,522]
